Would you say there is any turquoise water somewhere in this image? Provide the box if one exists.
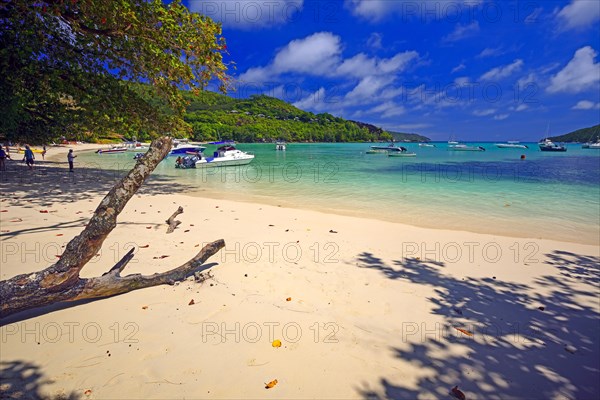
[79,142,600,244]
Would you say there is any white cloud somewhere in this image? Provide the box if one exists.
[336,51,419,79]
[454,77,470,85]
[272,32,342,74]
[367,32,383,50]
[442,21,480,43]
[547,46,600,93]
[293,87,328,111]
[493,114,509,120]
[515,104,529,112]
[239,32,419,84]
[572,100,600,110]
[238,32,342,81]
[336,53,377,78]
[556,0,600,31]
[189,0,303,29]
[451,63,466,74]
[345,75,396,103]
[369,101,406,118]
[481,59,524,80]
[344,0,483,22]
[517,73,537,88]
[477,47,504,58]
[473,109,497,117]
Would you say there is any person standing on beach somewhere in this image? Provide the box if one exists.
[67,149,76,172]
[42,145,47,160]
[0,145,8,171]
[24,145,35,170]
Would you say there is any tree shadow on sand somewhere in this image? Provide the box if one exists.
[0,360,81,400]
[0,158,196,209]
[354,250,600,399]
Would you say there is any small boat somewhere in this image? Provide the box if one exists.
[495,141,528,149]
[96,146,127,154]
[538,139,566,152]
[195,142,254,168]
[582,140,600,149]
[419,143,436,148]
[388,152,417,157]
[448,144,486,151]
[133,153,144,160]
[370,143,407,152]
[124,141,149,152]
[275,141,286,151]
[175,155,199,169]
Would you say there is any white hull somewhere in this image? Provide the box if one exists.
[449,145,485,151]
[96,147,127,154]
[196,156,254,167]
[495,143,528,149]
[583,143,600,149]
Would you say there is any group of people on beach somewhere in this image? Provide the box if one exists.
[0,144,76,172]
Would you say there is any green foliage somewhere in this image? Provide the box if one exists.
[182,92,406,143]
[387,131,431,142]
[548,124,600,143]
[0,0,229,143]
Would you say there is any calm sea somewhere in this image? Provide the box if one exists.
[78,142,600,244]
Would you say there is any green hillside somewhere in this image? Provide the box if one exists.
[388,131,430,142]
[548,124,600,142]
[182,91,429,143]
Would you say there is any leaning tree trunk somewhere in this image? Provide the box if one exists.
[0,137,225,318]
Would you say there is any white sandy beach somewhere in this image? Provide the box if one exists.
[1,144,599,399]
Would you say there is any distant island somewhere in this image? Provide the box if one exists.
[182,91,430,143]
[547,124,600,143]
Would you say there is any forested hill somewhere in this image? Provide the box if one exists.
[182,91,430,142]
[548,124,600,142]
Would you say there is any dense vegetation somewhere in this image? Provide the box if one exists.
[182,91,429,143]
[0,0,228,143]
[548,124,600,143]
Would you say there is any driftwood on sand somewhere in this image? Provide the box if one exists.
[166,206,184,233]
[0,137,225,318]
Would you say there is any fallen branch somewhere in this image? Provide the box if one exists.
[0,137,225,318]
[166,206,183,233]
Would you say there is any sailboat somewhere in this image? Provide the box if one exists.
[582,133,600,149]
[538,124,566,152]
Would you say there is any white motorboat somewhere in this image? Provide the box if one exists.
[495,141,528,149]
[275,142,286,151]
[195,142,254,168]
[419,143,436,147]
[96,145,127,154]
[370,143,407,152]
[124,141,149,152]
[538,138,566,152]
[448,143,486,151]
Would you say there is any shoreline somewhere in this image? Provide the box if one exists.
[1,146,599,399]
[4,142,599,246]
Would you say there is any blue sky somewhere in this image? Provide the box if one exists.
[185,0,600,141]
